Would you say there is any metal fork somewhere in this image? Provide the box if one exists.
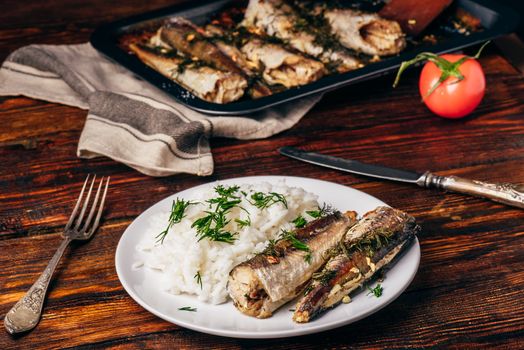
[4,175,110,334]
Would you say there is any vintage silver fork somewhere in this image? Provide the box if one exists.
[4,175,110,334]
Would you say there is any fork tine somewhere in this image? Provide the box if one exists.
[88,177,110,236]
[80,177,104,234]
[65,175,90,231]
[74,175,96,231]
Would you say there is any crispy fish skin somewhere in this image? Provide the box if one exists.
[241,39,326,88]
[129,43,247,104]
[323,9,406,56]
[203,24,273,98]
[293,206,419,323]
[159,17,246,76]
[228,211,358,318]
[241,0,361,72]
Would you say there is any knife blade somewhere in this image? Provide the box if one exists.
[279,146,524,209]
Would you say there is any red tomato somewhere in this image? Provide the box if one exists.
[419,54,485,119]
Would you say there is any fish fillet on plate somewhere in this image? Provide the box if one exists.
[228,211,358,318]
[293,206,419,322]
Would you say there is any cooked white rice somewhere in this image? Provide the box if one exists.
[136,181,319,304]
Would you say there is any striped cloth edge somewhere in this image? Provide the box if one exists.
[0,43,321,176]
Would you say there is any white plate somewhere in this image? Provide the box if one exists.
[115,176,420,339]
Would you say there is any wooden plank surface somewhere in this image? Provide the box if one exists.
[0,1,523,349]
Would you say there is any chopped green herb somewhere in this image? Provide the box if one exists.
[348,229,393,257]
[178,306,197,312]
[292,215,307,228]
[191,185,243,244]
[289,308,296,312]
[264,239,279,257]
[367,284,383,298]
[313,269,337,285]
[304,252,312,264]
[156,198,196,244]
[306,203,331,219]
[280,229,311,263]
[235,217,251,229]
[194,271,202,289]
[249,191,288,209]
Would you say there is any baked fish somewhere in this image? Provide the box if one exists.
[129,43,247,104]
[323,9,406,56]
[241,0,361,73]
[157,18,272,99]
[241,39,326,88]
[293,206,418,323]
[158,17,246,76]
[228,211,358,318]
[204,24,273,98]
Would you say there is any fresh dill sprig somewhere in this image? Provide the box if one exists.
[235,217,251,229]
[280,229,311,263]
[304,252,312,264]
[313,269,337,285]
[156,198,196,244]
[292,215,307,228]
[249,191,288,209]
[264,239,279,257]
[306,203,331,219]
[178,306,197,312]
[194,271,202,289]
[191,185,243,244]
[367,284,383,298]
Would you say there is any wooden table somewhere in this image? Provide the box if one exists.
[1,1,523,349]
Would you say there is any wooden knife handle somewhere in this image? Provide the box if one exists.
[418,172,524,209]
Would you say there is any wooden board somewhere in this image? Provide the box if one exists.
[0,1,523,348]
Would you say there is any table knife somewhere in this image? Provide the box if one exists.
[279,146,524,209]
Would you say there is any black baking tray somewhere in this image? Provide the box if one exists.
[90,0,518,115]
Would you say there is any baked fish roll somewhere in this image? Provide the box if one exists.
[228,211,358,318]
[293,206,419,323]
[129,43,247,104]
[241,0,361,73]
[323,9,406,56]
[204,24,273,98]
[241,39,326,88]
[159,17,246,76]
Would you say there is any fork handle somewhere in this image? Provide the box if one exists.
[4,236,72,334]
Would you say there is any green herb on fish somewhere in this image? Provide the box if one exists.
[292,215,307,228]
[348,229,393,257]
[306,203,331,219]
[156,198,197,244]
[312,269,337,285]
[280,229,311,263]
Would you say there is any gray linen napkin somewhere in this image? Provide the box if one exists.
[0,43,321,176]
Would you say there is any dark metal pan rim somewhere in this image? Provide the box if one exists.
[90,0,519,116]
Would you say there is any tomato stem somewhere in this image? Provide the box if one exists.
[393,41,490,101]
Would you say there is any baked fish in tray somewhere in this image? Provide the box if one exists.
[91,0,518,114]
[129,43,247,103]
